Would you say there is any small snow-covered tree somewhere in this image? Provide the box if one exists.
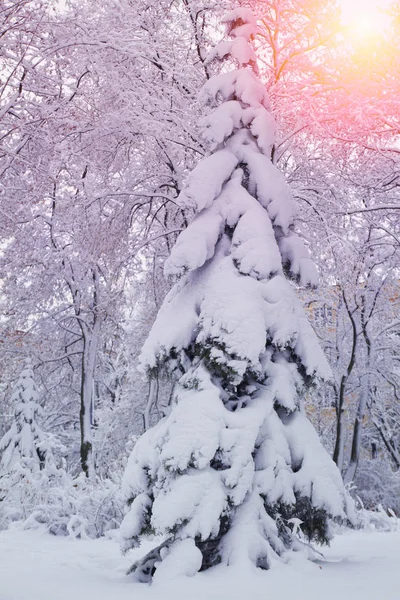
[120,9,352,582]
[0,361,54,496]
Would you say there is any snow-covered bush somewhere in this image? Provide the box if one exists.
[120,9,353,583]
[0,470,125,537]
[0,361,125,537]
[354,458,400,516]
[355,503,398,533]
[41,474,125,539]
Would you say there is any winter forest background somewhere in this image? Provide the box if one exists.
[1,0,400,559]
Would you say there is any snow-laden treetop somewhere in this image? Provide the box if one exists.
[0,360,48,474]
[140,8,329,386]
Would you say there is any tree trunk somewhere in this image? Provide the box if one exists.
[333,291,358,473]
[144,376,159,431]
[333,377,346,471]
[344,292,373,483]
[79,321,100,478]
[344,375,368,483]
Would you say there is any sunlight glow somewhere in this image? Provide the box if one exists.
[339,0,391,43]
[352,14,381,40]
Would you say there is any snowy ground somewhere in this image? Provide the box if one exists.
[0,526,399,600]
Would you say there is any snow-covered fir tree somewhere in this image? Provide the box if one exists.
[120,9,353,582]
[0,360,55,498]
